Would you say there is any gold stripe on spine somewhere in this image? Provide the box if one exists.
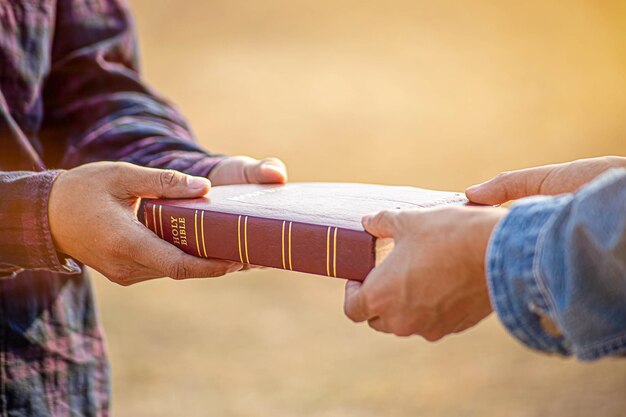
[333,227,338,277]
[158,205,164,239]
[326,227,331,277]
[281,221,286,269]
[288,222,293,271]
[243,216,250,264]
[200,211,208,258]
[143,204,149,228]
[194,210,201,257]
[237,216,244,263]
[151,204,157,235]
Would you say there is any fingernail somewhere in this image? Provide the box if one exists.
[465,184,483,194]
[261,162,286,175]
[259,163,287,183]
[189,176,211,191]
[362,215,372,227]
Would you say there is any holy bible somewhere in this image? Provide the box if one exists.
[139,183,467,281]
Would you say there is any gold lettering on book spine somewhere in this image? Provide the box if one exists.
[237,216,244,263]
[281,221,286,270]
[194,210,201,257]
[288,222,293,271]
[158,205,164,239]
[333,227,338,278]
[244,216,250,264]
[200,211,207,258]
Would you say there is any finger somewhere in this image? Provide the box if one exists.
[245,157,288,184]
[367,317,390,333]
[110,163,211,200]
[465,166,556,204]
[343,280,371,323]
[129,224,243,279]
[344,246,404,323]
[240,264,263,271]
[451,319,474,334]
[362,210,400,238]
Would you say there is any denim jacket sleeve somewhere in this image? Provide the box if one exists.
[486,168,626,360]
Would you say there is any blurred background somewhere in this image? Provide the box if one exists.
[93,1,626,416]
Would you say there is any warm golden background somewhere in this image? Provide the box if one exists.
[93,1,626,416]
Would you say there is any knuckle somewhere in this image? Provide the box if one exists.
[495,171,511,180]
[374,210,396,229]
[362,291,384,316]
[108,162,133,179]
[167,262,191,280]
[393,327,413,337]
[360,291,374,313]
[376,209,393,222]
[390,320,415,337]
[158,170,179,189]
[422,329,445,342]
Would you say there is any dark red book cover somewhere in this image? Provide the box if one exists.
[139,183,467,281]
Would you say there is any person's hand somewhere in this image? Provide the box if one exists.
[344,206,507,340]
[49,162,244,286]
[209,156,287,186]
[466,156,626,205]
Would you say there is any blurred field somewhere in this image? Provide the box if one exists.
[93,1,626,416]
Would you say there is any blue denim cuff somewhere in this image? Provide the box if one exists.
[486,196,572,356]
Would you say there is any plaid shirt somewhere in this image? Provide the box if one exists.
[0,1,223,415]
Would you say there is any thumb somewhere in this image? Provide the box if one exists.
[362,210,399,238]
[245,157,288,184]
[112,164,211,199]
[465,166,554,205]
[344,280,370,322]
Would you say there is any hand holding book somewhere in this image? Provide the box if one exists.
[48,156,287,286]
[343,206,505,340]
[344,156,626,342]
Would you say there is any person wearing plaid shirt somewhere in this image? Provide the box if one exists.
[0,1,287,415]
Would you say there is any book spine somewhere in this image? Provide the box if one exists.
[140,200,376,281]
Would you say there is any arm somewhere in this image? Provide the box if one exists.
[1,165,243,284]
[344,158,626,360]
[40,0,221,176]
[41,0,287,185]
[2,0,285,282]
[482,166,626,359]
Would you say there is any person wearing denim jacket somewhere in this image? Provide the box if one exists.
[344,156,626,360]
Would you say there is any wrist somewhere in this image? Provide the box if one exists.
[470,207,508,277]
[605,155,626,170]
[48,170,68,254]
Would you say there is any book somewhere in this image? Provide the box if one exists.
[139,183,467,281]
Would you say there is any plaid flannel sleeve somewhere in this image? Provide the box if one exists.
[0,171,81,277]
[40,0,224,176]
